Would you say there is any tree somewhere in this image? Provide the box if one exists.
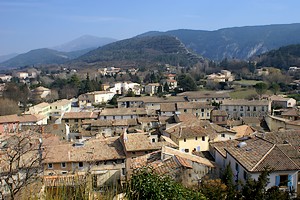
[241,167,272,200]
[270,82,280,95]
[0,98,20,115]
[125,167,205,200]
[200,178,227,200]
[163,82,170,92]
[255,82,268,98]
[221,163,236,200]
[0,132,43,199]
[177,74,197,91]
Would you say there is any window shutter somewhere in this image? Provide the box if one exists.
[288,175,292,187]
[275,176,280,186]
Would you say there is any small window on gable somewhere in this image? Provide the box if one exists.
[221,133,225,138]
[48,163,53,169]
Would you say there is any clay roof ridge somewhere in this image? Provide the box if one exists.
[251,144,275,171]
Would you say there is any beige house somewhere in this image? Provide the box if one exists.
[62,112,98,133]
[49,99,71,118]
[43,137,126,187]
[144,83,160,96]
[270,95,297,108]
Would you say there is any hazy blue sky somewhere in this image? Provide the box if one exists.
[1,0,300,55]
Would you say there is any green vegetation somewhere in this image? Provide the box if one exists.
[177,74,197,91]
[233,80,263,86]
[76,35,201,67]
[256,44,300,70]
[125,167,206,200]
[229,88,258,99]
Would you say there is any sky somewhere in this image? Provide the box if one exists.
[1,0,300,55]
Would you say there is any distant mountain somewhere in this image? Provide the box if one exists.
[52,35,117,52]
[0,48,94,68]
[138,23,300,60]
[253,44,300,70]
[74,35,203,67]
[0,53,19,63]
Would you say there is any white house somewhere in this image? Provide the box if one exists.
[210,131,300,195]
[78,91,115,107]
[269,95,297,108]
[109,82,141,95]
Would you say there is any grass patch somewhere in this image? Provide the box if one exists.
[230,88,257,99]
[233,80,263,86]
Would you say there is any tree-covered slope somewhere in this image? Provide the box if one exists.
[74,35,203,66]
[253,44,300,69]
[138,23,300,60]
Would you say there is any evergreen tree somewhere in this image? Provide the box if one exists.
[221,163,236,200]
[163,82,170,92]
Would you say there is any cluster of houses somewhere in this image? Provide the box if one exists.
[0,86,299,197]
[0,66,300,197]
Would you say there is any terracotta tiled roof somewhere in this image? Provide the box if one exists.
[160,103,176,112]
[86,119,138,127]
[281,108,299,117]
[118,96,186,103]
[212,133,300,172]
[231,125,255,138]
[221,99,269,106]
[62,112,98,119]
[176,102,213,109]
[0,114,44,124]
[121,133,176,152]
[100,108,147,116]
[44,137,125,163]
[178,91,230,99]
[162,146,215,167]
[211,110,227,116]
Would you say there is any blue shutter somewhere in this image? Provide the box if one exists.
[196,146,200,151]
[275,176,280,186]
[288,175,292,187]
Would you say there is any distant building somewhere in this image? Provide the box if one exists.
[78,91,115,107]
[144,83,160,96]
[220,99,271,119]
[178,91,230,103]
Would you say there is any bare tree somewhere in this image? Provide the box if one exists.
[0,131,44,199]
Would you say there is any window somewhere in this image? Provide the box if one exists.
[276,175,290,187]
[262,106,265,111]
[202,136,205,141]
[221,133,225,138]
[235,163,239,172]
[183,138,186,142]
[207,113,209,117]
[152,138,156,143]
[244,171,247,179]
[184,149,189,153]
[65,119,69,123]
[201,109,204,112]
[104,116,107,119]
[48,163,53,169]
[61,162,66,168]
[253,106,256,111]
[74,119,79,122]
[184,109,187,113]
[78,162,83,168]
[195,137,198,140]
[240,106,244,111]
[247,106,250,111]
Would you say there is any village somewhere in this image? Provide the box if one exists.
[0,64,299,199]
